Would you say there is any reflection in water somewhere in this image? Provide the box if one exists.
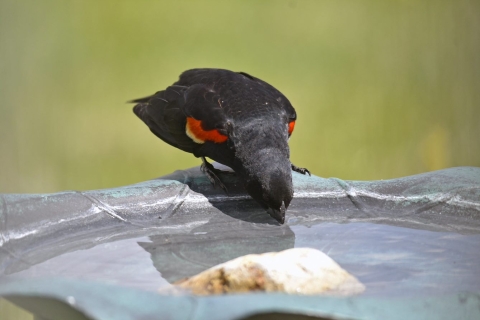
[2,221,479,298]
[139,223,295,282]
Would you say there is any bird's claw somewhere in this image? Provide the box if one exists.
[201,158,229,194]
[291,164,311,176]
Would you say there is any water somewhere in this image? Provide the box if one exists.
[3,221,479,298]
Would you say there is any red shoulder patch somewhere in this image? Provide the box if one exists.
[288,120,295,136]
[186,117,228,144]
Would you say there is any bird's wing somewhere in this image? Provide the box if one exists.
[133,85,197,153]
[132,84,229,154]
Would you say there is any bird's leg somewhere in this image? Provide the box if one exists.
[201,157,229,193]
[291,163,311,176]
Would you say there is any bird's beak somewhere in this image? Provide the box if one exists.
[268,202,286,224]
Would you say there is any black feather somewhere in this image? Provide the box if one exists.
[131,68,308,224]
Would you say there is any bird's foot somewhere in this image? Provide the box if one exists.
[291,163,311,176]
[201,157,229,194]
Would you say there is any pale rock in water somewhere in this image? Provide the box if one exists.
[174,248,365,295]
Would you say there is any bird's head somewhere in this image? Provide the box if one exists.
[235,146,293,224]
[226,97,296,224]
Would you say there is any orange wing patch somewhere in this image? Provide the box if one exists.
[288,120,295,136]
[186,117,228,144]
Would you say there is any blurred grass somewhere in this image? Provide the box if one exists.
[0,299,32,320]
[0,0,479,195]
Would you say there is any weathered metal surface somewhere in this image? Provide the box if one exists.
[1,166,479,319]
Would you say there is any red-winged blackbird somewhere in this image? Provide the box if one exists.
[132,69,310,224]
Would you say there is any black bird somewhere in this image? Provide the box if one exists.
[132,69,310,224]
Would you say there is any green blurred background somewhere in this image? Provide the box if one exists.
[0,0,479,318]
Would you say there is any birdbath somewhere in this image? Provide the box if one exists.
[1,166,480,320]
